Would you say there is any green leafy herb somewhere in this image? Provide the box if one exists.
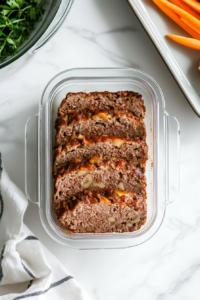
[0,0,45,58]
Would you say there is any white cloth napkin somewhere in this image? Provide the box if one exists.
[0,153,90,300]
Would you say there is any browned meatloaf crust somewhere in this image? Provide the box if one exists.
[54,157,146,203]
[54,135,148,175]
[56,189,147,233]
[58,91,145,119]
[55,107,146,145]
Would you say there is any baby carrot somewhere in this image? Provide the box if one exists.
[167,34,200,49]
[182,0,200,13]
[152,0,200,40]
[159,0,200,28]
[181,17,200,34]
[169,0,200,20]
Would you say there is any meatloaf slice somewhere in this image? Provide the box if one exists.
[55,107,146,145]
[58,91,145,120]
[54,135,148,175]
[54,156,146,203]
[55,189,147,233]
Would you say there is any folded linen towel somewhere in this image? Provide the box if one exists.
[0,153,90,300]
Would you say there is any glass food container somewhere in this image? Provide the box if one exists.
[25,68,180,249]
[0,0,74,79]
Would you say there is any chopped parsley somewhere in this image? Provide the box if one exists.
[0,0,45,58]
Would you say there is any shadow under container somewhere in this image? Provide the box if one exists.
[25,68,180,249]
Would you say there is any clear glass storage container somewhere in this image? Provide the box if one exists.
[25,68,180,249]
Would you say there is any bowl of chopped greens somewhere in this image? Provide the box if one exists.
[0,0,74,77]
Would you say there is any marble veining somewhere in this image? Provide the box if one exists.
[0,0,200,299]
[66,25,138,66]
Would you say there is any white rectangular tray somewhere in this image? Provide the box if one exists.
[128,0,200,116]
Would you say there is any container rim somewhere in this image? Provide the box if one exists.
[34,67,180,249]
[40,67,166,109]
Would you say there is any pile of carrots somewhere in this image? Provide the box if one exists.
[152,0,200,50]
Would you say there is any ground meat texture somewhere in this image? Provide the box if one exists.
[55,189,147,233]
[54,135,148,175]
[55,107,146,145]
[58,91,145,120]
[54,157,146,203]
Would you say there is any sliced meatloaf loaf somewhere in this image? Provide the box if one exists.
[54,135,148,175]
[55,189,147,233]
[55,107,146,145]
[54,156,146,203]
[58,91,145,120]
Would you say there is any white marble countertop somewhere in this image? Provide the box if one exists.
[1,0,200,299]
